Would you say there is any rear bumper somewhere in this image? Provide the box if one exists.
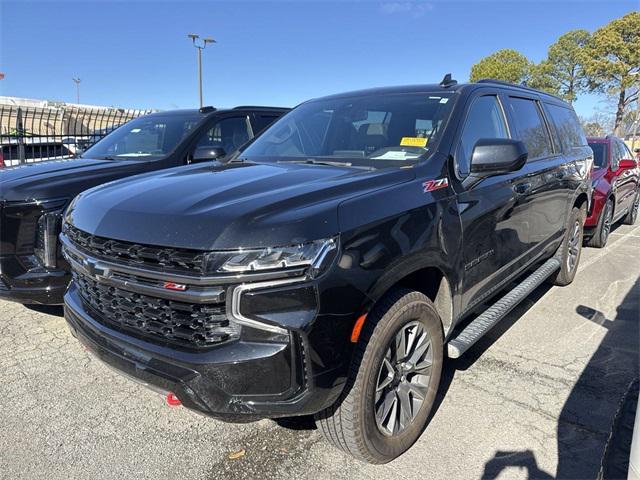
[63,284,345,420]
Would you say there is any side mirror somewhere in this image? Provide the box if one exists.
[470,138,528,175]
[192,146,226,163]
[619,158,638,170]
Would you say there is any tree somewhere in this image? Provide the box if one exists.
[579,113,612,136]
[528,60,560,95]
[537,30,590,103]
[584,12,640,134]
[469,49,531,84]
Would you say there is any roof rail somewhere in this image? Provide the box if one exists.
[232,106,289,111]
[475,78,564,101]
[199,106,216,113]
[476,78,520,87]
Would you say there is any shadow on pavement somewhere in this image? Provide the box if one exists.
[481,450,553,479]
[555,277,639,479]
[24,304,64,317]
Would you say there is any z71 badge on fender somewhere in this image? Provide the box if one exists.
[423,177,449,193]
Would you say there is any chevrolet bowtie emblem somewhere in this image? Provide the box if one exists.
[82,258,108,278]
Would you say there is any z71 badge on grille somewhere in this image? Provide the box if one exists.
[423,177,449,193]
[163,282,187,291]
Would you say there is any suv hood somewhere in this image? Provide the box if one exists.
[66,162,415,250]
[0,157,149,202]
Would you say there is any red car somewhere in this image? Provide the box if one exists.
[585,136,640,247]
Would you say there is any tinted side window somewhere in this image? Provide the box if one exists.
[507,97,553,159]
[196,116,252,154]
[588,142,608,169]
[546,104,588,153]
[251,114,280,135]
[458,95,509,176]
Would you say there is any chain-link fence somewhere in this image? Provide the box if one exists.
[0,105,152,167]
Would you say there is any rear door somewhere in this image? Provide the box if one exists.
[504,96,569,254]
[455,90,534,312]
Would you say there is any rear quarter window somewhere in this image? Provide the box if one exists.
[545,103,588,154]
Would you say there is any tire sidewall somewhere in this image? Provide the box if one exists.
[625,192,639,225]
[600,200,613,246]
[558,206,585,284]
[357,295,443,460]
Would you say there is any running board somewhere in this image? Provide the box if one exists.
[447,258,561,359]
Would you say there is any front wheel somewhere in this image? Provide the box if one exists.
[550,206,585,286]
[586,199,613,248]
[315,288,443,463]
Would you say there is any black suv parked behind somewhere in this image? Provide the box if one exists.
[0,106,288,304]
[62,78,592,463]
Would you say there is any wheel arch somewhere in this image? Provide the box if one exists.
[365,263,455,338]
[573,191,590,213]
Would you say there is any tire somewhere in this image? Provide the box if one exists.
[550,206,585,286]
[587,199,613,248]
[623,192,639,225]
[315,288,443,463]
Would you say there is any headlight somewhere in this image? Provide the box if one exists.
[204,238,337,275]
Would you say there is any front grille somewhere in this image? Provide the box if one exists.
[64,223,206,274]
[73,271,238,349]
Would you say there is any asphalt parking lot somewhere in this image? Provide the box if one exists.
[1,223,638,480]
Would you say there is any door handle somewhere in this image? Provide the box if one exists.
[513,182,532,194]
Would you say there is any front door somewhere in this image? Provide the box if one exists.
[453,92,533,313]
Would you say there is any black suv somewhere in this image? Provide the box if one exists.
[0,106,288,304]
[62,78,592,463]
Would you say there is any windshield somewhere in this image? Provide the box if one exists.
[240,92,454,168]
[83,113,203,160]
[588,142,607,169]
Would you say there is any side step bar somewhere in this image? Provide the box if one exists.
[447,258,561,359]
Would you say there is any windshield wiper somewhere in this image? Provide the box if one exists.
[278,159,359,168]
[227,157,255,164]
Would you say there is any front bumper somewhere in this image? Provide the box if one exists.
[0,256,69,304]
[0,199,69,305]
[64,284,345,420]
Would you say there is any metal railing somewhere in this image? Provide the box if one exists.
[0,105,151,167]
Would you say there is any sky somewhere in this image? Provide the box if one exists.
[0,0,637,118]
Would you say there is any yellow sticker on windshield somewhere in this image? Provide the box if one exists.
[400,137,428,147]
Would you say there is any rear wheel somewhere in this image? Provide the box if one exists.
[550,206,585,286]
[623,192,639,225]
[587,199,613,248]
[315,288,443,463]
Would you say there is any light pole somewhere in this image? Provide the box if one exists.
[72,77,81,104]
[630,72,639,151]
[187,34,216,108]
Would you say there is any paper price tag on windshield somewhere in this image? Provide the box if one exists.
[400,137,428,148]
